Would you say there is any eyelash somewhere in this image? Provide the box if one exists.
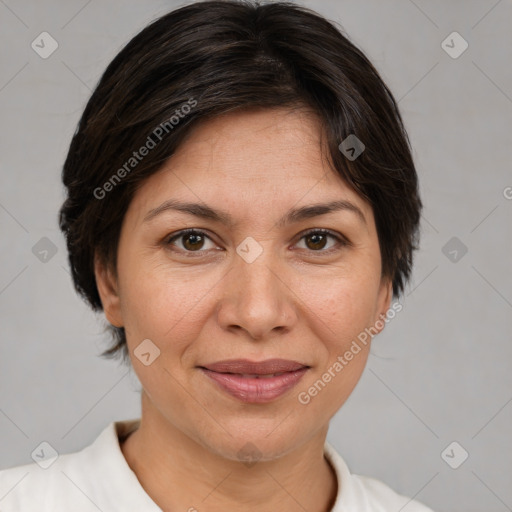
[164,228,349,257]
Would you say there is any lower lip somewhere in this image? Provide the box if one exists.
[200,367,309,403]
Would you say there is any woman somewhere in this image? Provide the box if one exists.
[0,1,434,510]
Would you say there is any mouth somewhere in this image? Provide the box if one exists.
[198,359,310,403]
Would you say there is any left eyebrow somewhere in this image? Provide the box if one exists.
[143,199,366,227]
[277,199,366,228]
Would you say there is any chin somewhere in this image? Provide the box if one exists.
[193,418,310,465]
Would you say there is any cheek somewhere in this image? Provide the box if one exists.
[293,261,381,404]
[293,280,376,421]
[304,263,382,342]
[118,257,220,351]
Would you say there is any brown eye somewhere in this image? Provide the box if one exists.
[182,232,205,250]
[166,229,216,252]
[304,232,329,250]
[296,229,346,253]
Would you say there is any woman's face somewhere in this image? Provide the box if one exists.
[96,107,392,461]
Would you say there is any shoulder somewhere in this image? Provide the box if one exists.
[324,441,435,512]
[0,419,148,512]
[0,450,96,511]
[0,420,124,511]
[351,473,435,511]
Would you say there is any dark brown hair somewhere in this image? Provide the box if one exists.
[59,0,421,365]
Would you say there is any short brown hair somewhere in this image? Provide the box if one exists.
[59,0,421,365]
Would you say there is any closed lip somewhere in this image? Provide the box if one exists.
[199,358,309,375]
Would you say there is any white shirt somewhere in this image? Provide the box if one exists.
[0,418,435,511]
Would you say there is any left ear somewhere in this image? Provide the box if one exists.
[373,277,393,335]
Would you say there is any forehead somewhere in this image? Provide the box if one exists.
[128,107,373,224]
[172,107,327,177]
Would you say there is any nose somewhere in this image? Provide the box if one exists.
[216,245,298,341]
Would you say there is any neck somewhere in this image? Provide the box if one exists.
[120,393,338,512]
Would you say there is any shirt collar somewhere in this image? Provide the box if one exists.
[77,419,353,511]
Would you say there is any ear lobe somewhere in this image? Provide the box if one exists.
[94,254,123,328]
[373,278,393,334]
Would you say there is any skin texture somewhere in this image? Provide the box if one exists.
[95,107,392,512]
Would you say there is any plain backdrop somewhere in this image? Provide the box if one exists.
[1,1,511,511]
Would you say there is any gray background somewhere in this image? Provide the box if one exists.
[1,0,511,510]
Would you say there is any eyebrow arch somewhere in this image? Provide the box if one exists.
[143,198,366,227]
